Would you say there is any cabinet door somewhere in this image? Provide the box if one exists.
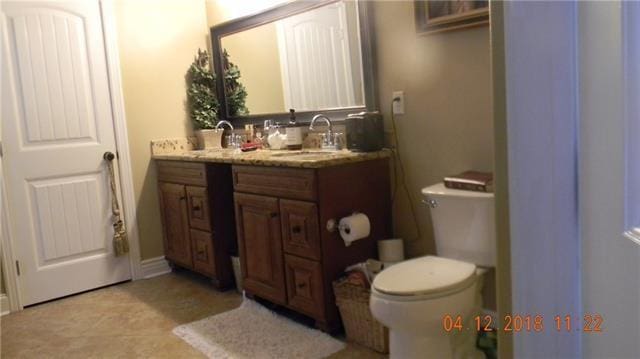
[190,229,215,276]
[186,186,211,231]
[284,254,324,318]
[158,182,192,267]
[280,200,321,260]
[234,193,286,304]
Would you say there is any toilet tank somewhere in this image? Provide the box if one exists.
[422,183,496,267]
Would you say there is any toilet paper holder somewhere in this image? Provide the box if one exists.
[326,212,361,233]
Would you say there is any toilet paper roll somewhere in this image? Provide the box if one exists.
[339,213,370,247]
[378,238,405,263]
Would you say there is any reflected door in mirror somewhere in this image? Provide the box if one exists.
[277,1,363,111]
[219,0,365,116]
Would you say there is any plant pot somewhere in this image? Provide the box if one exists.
[195,129,223,150]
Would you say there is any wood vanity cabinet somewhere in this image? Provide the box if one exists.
[157,160,236,289]
[233,159,391,332]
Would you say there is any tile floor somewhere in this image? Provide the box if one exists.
[0,272,384,358]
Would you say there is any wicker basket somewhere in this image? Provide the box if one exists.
[333,278,389,353]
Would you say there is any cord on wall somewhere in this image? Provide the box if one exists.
[390,98,422,243]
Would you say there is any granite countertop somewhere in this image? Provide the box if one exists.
[151,148,391,168]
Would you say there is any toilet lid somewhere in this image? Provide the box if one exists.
[372,256,476,296]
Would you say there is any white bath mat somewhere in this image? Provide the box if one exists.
[173,299,345,359]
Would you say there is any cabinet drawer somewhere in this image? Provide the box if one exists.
[157,161,207,186]
[284,254,324,319]
[232,165,316,201]
[186,186,211,231]
[280,200,321,260]
[190,229,215,276]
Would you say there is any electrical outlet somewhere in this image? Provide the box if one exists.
[392,91,405,115]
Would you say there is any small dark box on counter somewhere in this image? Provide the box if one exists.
[346,112,384,152]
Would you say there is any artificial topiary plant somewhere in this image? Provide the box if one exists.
[187,49,218,130]
[223,49,249,117]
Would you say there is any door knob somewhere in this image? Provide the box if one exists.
[103,151,115,161]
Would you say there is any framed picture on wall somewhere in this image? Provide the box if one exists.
[415,0,489,35]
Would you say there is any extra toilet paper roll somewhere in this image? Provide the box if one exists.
[339,213,370,247]
[378,238,405,263]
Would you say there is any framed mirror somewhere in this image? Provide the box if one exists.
[210,0,377,125]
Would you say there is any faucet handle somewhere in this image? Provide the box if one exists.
[333,132,344,150]
[320,133,328,145]
[321,132,337,149]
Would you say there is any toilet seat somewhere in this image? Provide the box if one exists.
[372,256,476,300]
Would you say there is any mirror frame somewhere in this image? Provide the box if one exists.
[210,0,378,125]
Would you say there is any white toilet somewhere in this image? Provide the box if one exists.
[370,183,495,359]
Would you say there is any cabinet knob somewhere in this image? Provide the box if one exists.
[270,212,278,218]
[192,204,201,211]
[292,225,302,234]
[297,282,307,289]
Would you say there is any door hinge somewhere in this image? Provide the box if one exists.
[15,260,21,276]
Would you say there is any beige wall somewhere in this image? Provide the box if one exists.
[373,1,493,257]
[221,23,286,114]
[205,0,287,26]
[113,0,210,259]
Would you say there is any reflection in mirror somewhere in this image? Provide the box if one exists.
[220,0,365,116]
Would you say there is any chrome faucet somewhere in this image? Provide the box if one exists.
[214,120,241,148]
[214,120,234,131]
[309,114,335,149]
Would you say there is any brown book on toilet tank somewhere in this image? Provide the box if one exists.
[443,171,494,193]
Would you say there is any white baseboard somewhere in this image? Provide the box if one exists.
[1,294,9,316]
[140,256,171,279]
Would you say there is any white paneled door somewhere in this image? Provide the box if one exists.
[1,0,131,305]
[579,2,640,357]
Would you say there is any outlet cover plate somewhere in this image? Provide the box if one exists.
[392,91,405,115]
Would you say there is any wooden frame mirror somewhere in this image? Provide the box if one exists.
[210,0,377,125]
